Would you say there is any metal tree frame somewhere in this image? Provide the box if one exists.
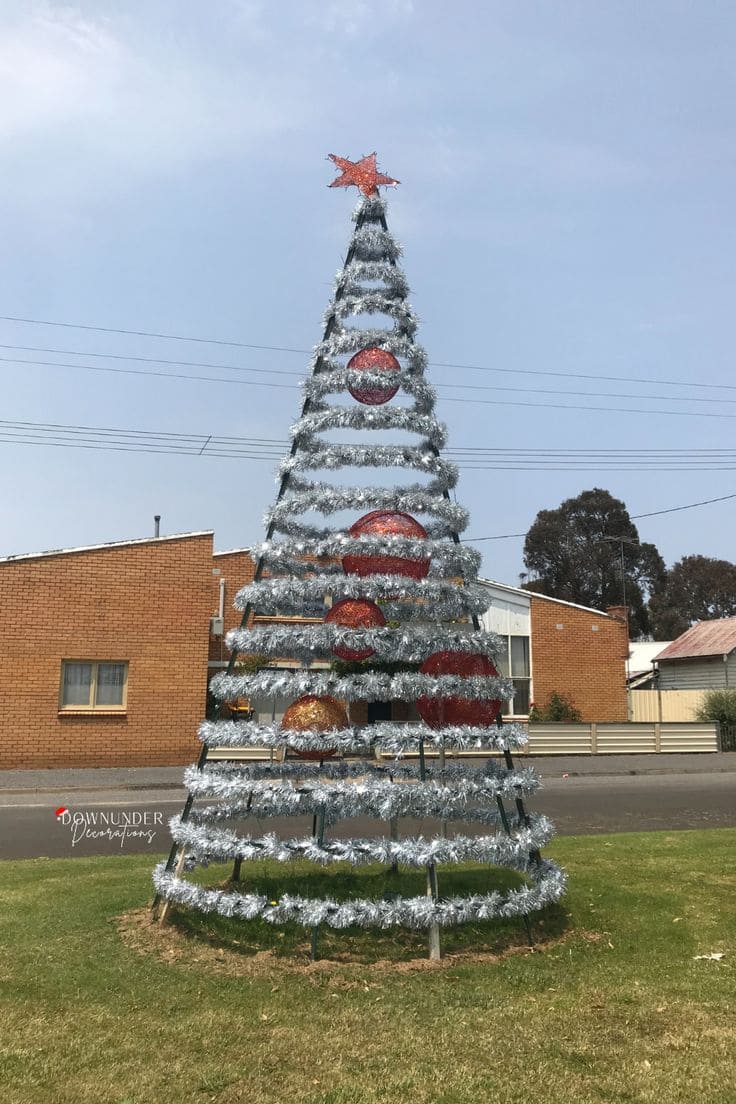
[153,185,558,959]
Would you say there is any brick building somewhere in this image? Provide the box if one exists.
[479,580,628,722]
[0,532,214,769]
[0,533,628,769]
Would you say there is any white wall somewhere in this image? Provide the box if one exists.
[478,583,531,638]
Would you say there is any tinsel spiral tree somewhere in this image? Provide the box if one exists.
[153,152,566,959]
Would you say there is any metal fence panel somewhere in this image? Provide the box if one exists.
[629,690,705,723]
[526,724,593,755]
[524,721,718,754]
[596,724,657,754]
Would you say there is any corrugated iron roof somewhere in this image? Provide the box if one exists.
[655,616,736,661]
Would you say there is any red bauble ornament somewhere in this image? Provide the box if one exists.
[417,651,502,729]
[347,348,401,406]
[325,598,386,661]
[281,694,348,760]
[342,510,430,579]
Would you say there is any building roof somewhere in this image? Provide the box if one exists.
[655,617,736,661]
[213,546,253,557]
[477,577,619,618]
[628,641,673,678]
[0,531,214,565]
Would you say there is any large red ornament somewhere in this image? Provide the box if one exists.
[347,348,400,406]
[328,152,400,197]
[417,652,503,729]
[342,510,430,579]
[325,598,386,661]
[281,695,348,761]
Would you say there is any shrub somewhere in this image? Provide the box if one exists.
[529,692,582,723]
[695,688,736,728]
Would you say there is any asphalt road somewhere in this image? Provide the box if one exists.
[1,771,734,860]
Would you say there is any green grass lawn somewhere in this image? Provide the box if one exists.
[1,831,734,1104]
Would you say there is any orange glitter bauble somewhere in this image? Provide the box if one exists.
[342,510,430,579]
[417,652,503,729]
[281,695,348,760]
[347,347,400,405]
[325,597,386,661]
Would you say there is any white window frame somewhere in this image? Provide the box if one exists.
[59,660,129,713]
[496,635,531,718]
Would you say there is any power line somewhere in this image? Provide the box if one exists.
[5,417,736,467]
[2,313,736,394]
[6,353,736,422]
[631,490,736,520]
[0,315,308,355]
[0,356,298,391]
[3,342,736,407]
[0,415,733,535]
[464,491,736,542]
[0,343,303,378]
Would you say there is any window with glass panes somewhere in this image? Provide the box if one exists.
[60,661,128,710]
[495,635,530,715]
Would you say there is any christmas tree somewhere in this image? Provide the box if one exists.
[153,153,566,960]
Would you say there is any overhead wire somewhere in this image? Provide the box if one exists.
[2,319,735,540]
[4,352,736,421]
[464,491,736,541]
[2,313,736,393]
[2,343,736,407]
[4,418,736,478]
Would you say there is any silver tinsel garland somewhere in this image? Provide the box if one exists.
[349,224,402,262]
[168,820,551,869]
[291,401,446,443]
[268,480,466,521]
[264,515,463,542]
[197,719,529,754]
[210,669,513,707]
[234,573,487,613]
[303,366,435,408]
[336,260,409,296]
[179,757,536,786]
[278,443,457,480]
[328,292,418,332]
[181,764,542,816]
[226,624,500,663]
[153,859,566,930]
[250,535,480,574]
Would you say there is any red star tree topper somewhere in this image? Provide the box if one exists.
[328,152,399,196]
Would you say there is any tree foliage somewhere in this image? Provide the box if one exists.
[529,692,582,723]
[522,488,666,638]
[649,555,736,638]
[695,689,736,729]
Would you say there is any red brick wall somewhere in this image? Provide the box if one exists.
[530,597,628,722]
[209,550,256,666]
[0,534,214,768]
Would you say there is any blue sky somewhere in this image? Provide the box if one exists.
[1,0,735,586]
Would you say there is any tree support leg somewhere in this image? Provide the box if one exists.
[309,804,327,962]
[156,847,188,926]
[427,862,441,961]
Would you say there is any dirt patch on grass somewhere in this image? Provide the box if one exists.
[116,906,581,978]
